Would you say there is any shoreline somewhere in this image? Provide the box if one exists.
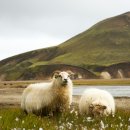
[0,93,130,110]
[0,80,130,109]
[0,78,130,87]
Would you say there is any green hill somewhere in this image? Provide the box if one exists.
[0,12,130,80]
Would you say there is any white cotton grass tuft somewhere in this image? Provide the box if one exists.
[15,117,19,122]
[100,120,105,129]
[39,128,43,130]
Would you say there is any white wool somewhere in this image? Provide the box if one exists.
[79,88,115,116]
[21,71,73,115]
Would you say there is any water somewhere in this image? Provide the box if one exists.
[73,85,130,97]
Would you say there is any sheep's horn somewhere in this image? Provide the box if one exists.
[54,70,61,74]
[52,70,61,78]
[66,70,74,75]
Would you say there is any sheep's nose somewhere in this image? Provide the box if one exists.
[64,79,68,83]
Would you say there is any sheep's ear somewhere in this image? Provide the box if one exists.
[101,105,107,109]
[89,104,94,109]
[53,71,61,78]
[67,70,74,79]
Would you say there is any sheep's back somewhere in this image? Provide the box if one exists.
[21,82,54,113]
[79,88,115,114]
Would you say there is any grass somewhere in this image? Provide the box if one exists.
[29,61,49,68]
[0,79,130,88]
[0,108,130,130]
[73,79,130,86]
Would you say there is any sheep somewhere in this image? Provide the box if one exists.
[21,71,73,116]
[79,88,115,117]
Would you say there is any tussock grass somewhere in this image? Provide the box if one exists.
[1,79,130,89]
[73,79,130,86]
[0,108,130,130]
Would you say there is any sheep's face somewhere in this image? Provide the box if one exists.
[89,103,107,117]
[54,71,72,86]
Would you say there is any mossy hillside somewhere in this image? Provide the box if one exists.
[0,12,130,80]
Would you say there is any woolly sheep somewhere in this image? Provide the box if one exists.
[79,88,115,117]
[21,71,73,116]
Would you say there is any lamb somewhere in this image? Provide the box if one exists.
[21,71,73,116]
[79,88,115,117]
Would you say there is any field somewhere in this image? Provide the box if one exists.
[0,79,130,130]
[73,78,130,86]
[0,78,130,88]
[0,107,130,130]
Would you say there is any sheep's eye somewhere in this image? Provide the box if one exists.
[58,75,62,78]
[102,106,107,109]
[55,75,58,78]
[55,74,62,78]
[55,75,60,78]
[68,75,70,78]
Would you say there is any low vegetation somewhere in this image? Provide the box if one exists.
[0,108,130,130]
[0,79,130,89]
[73,79,130,86]
[0,12,130,80]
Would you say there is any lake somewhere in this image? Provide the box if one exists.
[73,85,130,97]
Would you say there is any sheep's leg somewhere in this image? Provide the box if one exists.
[48,111,54,117]
[23,109,28,115]
[58,103,70,113]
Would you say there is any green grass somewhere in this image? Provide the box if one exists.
[0,108,56,130]
[0,108,130,130]
[73,79,130,86]
[0,79,130,88]
[29,61,49,68]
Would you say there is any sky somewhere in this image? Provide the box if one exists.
[0,0,130,60]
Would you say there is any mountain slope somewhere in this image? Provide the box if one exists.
[57,12,130,66]
[0,12,130,80]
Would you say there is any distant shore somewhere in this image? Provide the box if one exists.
[0,85,130,109]
[0,80,130,109]
[0,78,130,88]
[73,78,130,86]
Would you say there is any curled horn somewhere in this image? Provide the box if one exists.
[101,105,107,110]
[67,70,74,79]
[52,70,61,78]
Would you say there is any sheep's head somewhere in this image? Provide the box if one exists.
[88,99,110,117]
[53,71,73,86]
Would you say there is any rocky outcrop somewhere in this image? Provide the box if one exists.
[100,72,111,79]
[96,62,130,79]
[21,64,97,80]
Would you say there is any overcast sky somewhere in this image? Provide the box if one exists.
[0,0,130,60]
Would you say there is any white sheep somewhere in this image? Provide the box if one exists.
[79,88,115,117]
[21,71,73,116]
